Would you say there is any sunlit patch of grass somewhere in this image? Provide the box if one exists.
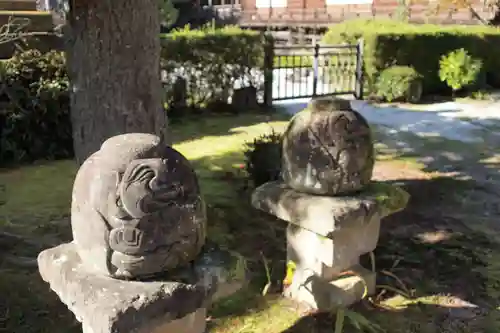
[172,114,289,205]
[210,295,302,333]
[0,160,77,227]
[173,117,288,161]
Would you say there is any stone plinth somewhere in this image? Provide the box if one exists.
[38,243,246,333]
[251,181,409,310]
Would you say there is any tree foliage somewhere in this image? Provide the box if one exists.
[160,0,179,27]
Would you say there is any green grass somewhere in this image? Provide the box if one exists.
[1,111,500,333]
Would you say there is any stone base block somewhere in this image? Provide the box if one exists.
[38,243,211,333]
[286,218,380,278]
[138,308,207,333]
[284,264,376,311]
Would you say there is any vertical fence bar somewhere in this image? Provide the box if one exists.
[312,43,319,97]
[263,35,274,107]
[355,38,364,100]
[289,54,293,99]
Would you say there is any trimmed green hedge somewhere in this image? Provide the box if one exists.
[322,19,500,94]
[0,50,72,165]
[160,26,269,111]
[1,27,269,164]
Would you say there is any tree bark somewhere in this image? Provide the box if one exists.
[67,0,168,165]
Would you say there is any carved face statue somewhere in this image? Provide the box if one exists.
[71,134,206,279]
[282,99,374,195]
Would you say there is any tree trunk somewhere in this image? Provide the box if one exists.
[66,0,168,165]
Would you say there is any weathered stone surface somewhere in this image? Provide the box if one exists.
[286,219,380,277]
[252,181,409,236]
[71,133,207,279]
[283,264,376,310]
[281,97,375,196]
[193,243,248,303]
[38,243,246,333]
[38,243,208,333]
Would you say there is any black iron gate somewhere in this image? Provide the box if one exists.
[263,40,364,105]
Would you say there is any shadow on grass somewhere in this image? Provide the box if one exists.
[281,301,500,333]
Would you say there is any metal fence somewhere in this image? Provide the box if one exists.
[160,39,364,111]
[263,40,364,105]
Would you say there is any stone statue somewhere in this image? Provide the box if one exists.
[38,133,246,333]
[71,133,206,279]
[281,97,375,196]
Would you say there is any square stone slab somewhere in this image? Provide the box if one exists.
[38,243,210,333]
[252,181,409,238]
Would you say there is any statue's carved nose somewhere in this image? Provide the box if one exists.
[109,227,144,255]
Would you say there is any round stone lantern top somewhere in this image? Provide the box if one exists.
[71,133,206,280]
[281,98,375,196]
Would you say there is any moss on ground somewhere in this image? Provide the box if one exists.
[1,112,499,333]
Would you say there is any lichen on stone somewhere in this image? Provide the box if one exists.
[364,182,410,215]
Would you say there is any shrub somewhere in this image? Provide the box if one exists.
[322,19,500,94]
[375,66,422,102]
[0,50,72,165]
[161,25,270,114]
[439,48,482,94]
[243,130,282,187]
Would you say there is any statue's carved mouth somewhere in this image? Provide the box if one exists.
[109,227,144,255]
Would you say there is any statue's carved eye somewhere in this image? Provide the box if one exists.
[129,165,155,184]
[116,197,123,208]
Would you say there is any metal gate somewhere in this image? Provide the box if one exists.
[263,40,364,105]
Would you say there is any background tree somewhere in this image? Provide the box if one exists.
[66,0,168,164]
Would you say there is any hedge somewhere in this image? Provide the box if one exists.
[0,50,72,165]
[1,27,269,164]
[160,25,270,111]
[322,19,500,94]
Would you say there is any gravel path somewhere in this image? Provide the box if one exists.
[276,97,500,187]
[277,97,500,143]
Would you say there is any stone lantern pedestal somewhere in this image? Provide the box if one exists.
[252,181,409,310]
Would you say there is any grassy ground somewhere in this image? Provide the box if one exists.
[1,111,500,333]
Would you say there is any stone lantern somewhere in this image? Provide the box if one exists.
[252,98,409,310]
